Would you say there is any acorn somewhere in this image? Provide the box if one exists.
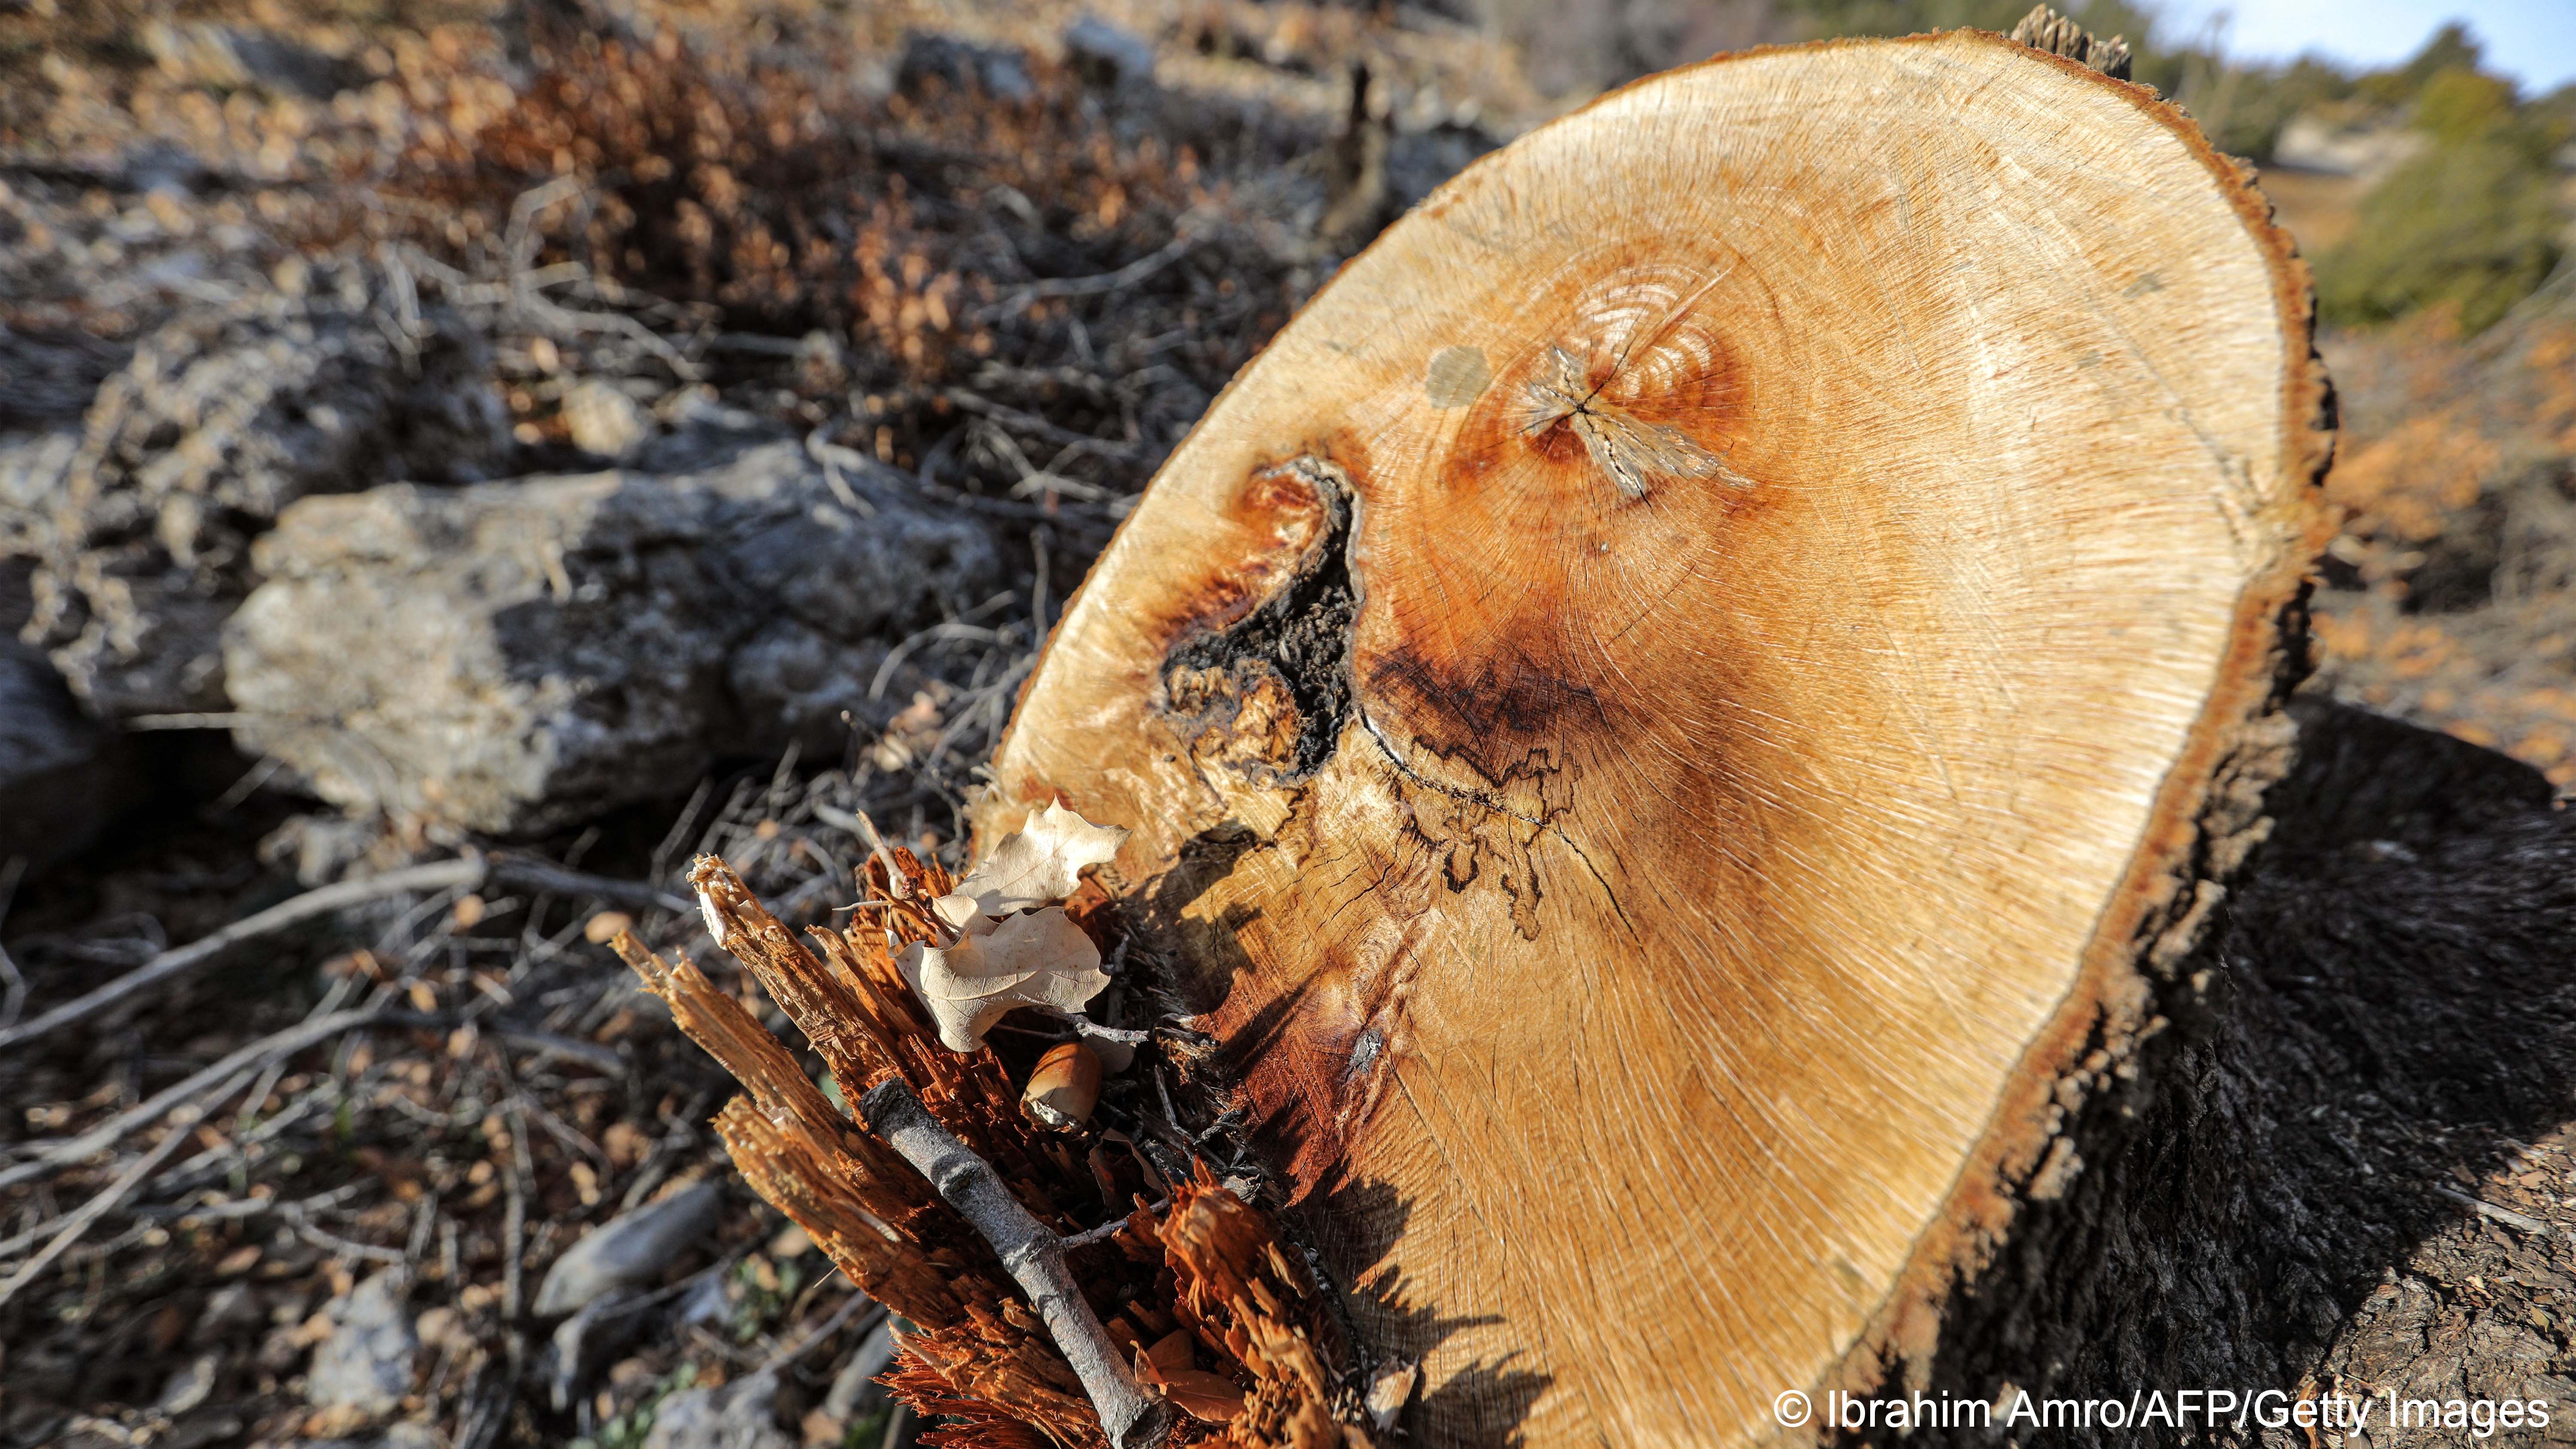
[1021,1042,1103,1130]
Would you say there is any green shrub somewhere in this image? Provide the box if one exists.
[2315,67,2566,334]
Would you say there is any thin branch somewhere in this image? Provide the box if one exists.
[489,857,695,917]
[0,1072,254,1308]
[125,1180,374,1230]
[973,230,1200,321]
[760,1291,883,1373]
[282,1198,411,1266]
[0,862,478,1052]
[0,1009,385,1191]
[858,1079,1172,1449]
[1062,1200,1164,1250]
[502,1100,532,1321]
[0,857,683,1052]
[491,1028,628,1076]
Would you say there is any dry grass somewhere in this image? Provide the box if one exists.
[2309,286,2576,789]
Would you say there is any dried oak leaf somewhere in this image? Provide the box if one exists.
[899,908,1109,1052]
[931,802,1129,925]
[899,803,1129,1052]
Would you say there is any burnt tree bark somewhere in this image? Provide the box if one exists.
[1902,700,2576,1445]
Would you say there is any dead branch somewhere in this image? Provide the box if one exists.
[487,857,695,916]
[502,1100,533,1320]
[281,1198,413,1267]
[759,1291,884,1373]
[0,863,479,1051]
[0,1070,256,1308]
[1062,1199,1165,1249]
[857,1078,1174,1449]
[0,856,685,1051]
[0,1007,387,1191]
[973,229,1202,322]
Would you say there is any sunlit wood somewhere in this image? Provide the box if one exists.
[981,30,2332,1446]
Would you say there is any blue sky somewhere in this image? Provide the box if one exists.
[2147,0,2576,94]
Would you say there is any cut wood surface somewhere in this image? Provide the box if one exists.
[981,30,2332,1447]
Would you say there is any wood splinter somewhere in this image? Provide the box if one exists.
[857,1077,1177,1449]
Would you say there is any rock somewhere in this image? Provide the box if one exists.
[411,1306,467,1354]
[627,391,788,474]
[258,811,387,888]
[155,1353,220,1416]
[548,1287,655,1411]
[674,1261,733,1327]
[161,1414,246,1449]
[532,1182,726,1317]
[1064,16,1155,91]
[896,33,1034,104]
[0,640,131,870]
[193,1282,264,1340]
[306,1273,417,1414]
[225,440,996,834]
[642,1368,793,1449]
[24,266,512,718]
[563,379,650,461]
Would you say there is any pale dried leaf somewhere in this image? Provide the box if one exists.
[896,906,1109,1051]
[943,802,1128,920]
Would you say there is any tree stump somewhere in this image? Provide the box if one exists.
[978,28,2357,1446]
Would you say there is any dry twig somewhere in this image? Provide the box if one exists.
[0,857,684,1051]
[0,863,479,1051]
[0,1008,387,1191]
[0,1072,256,1307]
[857,1078,1173,1449]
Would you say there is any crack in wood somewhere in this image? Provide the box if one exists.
[1157,455,1358,785]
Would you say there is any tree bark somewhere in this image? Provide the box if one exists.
[1884,699,2576,1444]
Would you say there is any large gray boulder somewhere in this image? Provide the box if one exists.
[224,441,996,834]
[22,268,511,718]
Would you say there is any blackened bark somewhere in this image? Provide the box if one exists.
[1888,702,2576,1445]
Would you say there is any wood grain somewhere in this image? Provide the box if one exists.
[979,31,2333,1446]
